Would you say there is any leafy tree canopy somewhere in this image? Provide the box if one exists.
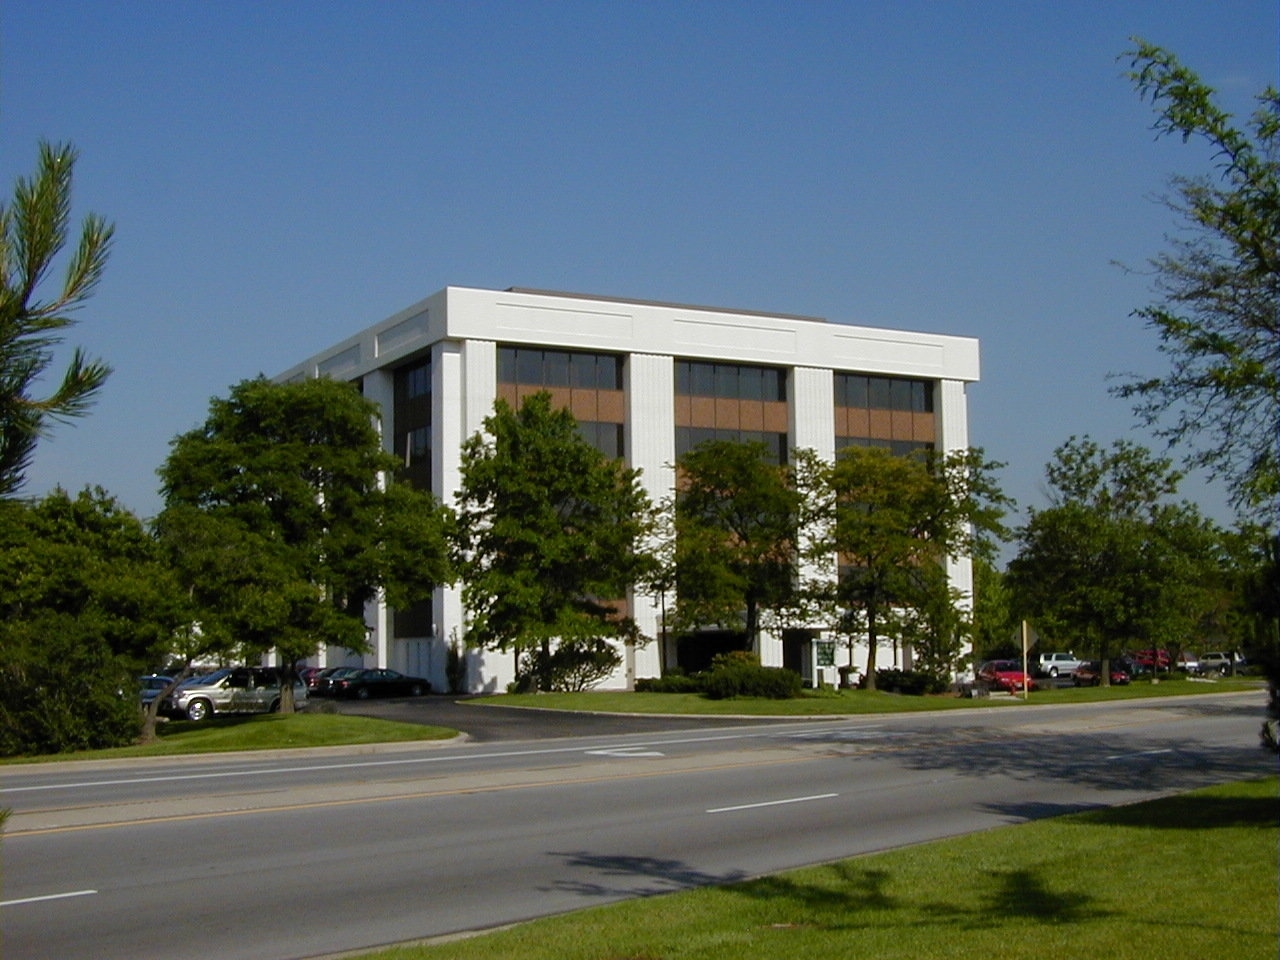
[1008,437,1226,672]
[0,142,113,497]
[669,440,801,651]
[0,488,182,754]
[1113,40,1279,518]
[159,376,452,706]
[800,446,1010,690]
[452,392,654,688]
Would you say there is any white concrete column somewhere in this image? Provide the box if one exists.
[626,352,675,684]
[937,379,974,669]
[362,369,396,668]
[435,339,512,692]
[790,366,835,461]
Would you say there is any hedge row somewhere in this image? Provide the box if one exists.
[636,651,803,700]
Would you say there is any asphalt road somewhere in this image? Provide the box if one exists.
[331,693,795,740]
[0,692,1270,960]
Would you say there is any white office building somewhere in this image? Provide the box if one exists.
[278,286,980,693]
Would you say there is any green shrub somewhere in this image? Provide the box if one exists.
[873,668,950,696]
[0,642,141,756]
[518,637,623,692]
[702,659,803,699]
[635,674,702,693]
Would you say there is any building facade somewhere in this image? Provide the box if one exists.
[277,286,980,692]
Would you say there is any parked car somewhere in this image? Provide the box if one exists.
[1073,661,1131,686]
[160,666,307,721]
[1176,651,1201,674]
[306,666,350,693]
[327,668,430,700]
[1037,652,1085,678]
[1128,649,1171,671]
[1112,655,1141,677]
[138,674,173,708]
[1199,652,1242,675]
[976,660,1031,694]
[309,666,365,696]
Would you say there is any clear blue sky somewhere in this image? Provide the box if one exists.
[3,1,1275,536]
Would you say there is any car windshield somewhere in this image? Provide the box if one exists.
[186,668,232,686]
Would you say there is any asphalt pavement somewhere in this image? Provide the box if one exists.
[327,693,785,741]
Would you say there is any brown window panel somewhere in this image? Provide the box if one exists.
[762,401,789,433]
[713,398,742,430]
[596,389,625,423]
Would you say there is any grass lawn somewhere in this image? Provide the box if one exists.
[357,776,1278,960]
[2,712,458,763]
[487,676,1264,716]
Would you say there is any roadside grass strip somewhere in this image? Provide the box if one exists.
[2,713,457,763]
[359,776,1278,960]
[490,677,1264,716]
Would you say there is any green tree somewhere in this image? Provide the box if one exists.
[159,376,452,710]
[972,558,1018,660]
[452,393,654,691]
[1112,41,1279,518]
[802,446,1009,691]
[1007,437,1225,681]
[0,142,113,497]
[0,488,182,754]
[669,440,801,657]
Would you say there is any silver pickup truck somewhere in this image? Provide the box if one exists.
[162,666,307,721]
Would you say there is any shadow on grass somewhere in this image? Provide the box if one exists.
[747,862,1110,928]
[155,714,268,736]
[546,852,749,898]
[1078,792,1278,830]
[548,852,1111,931]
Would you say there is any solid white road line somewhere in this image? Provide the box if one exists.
[707,793,838,814]
[1,889,97,907]
[1104,748,1174,761]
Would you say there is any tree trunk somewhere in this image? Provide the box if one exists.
[540,636,553,692]
[745,596,759,657]
[864,601,880,691]
[279,664,297,714]
[137,666,193,744]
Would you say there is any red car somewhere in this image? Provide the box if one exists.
[1073,660,1131,686]
[977,660,1031,694]
[1129,649,1171,670]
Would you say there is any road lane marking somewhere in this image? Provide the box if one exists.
[1105,748,1174,761]
[1,889,97,907]
[707,793,838,814]
[5,754,821,837]
[0,728,830,795]
[584,747,665,758]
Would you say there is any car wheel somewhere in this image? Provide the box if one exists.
[269,698,281,713]
[186,699,211,722]
[356,686,370,700]
[1049,667,1058,677]
[409,683,424,696]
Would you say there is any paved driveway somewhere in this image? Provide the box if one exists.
[329,694,774,742]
